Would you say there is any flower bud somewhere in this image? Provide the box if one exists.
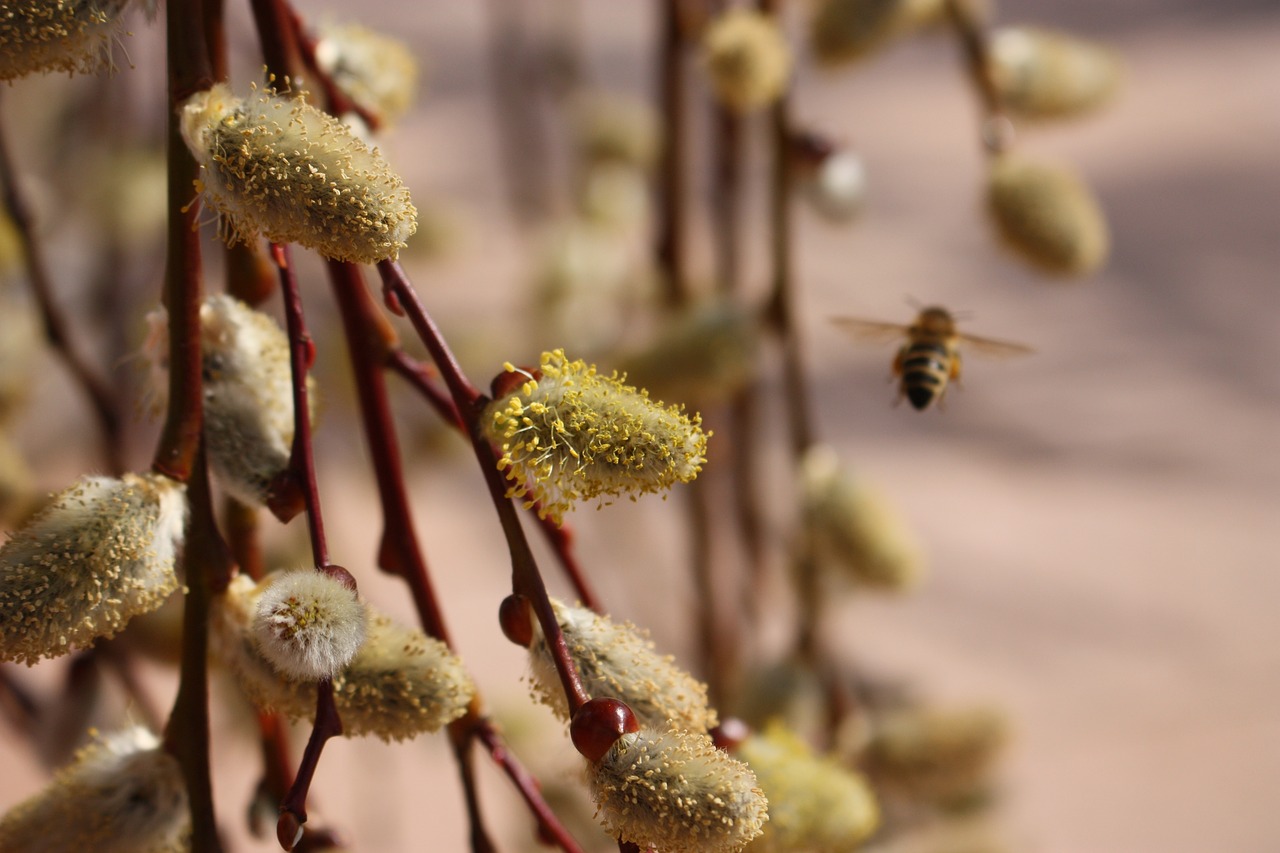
[483,349,708,524]
[0,726,187,852]
[810,0,944,66]
[214,575,474,740]
[315,22,418,128]
[529,598,717,731]
[0,472,185,665]
[702,9,792,114]
[0,0,134,81]
[865,705,1008,808]
[590,724,768,853]
[986,154,1110,276]
[179,83,417,263]
[616,297,761,404]
[801,446,923,592]
[989,27,1122,121]
[145,294,313,506]
[736,723,879,852]
[795,142,868,223]
[252,569,367,682]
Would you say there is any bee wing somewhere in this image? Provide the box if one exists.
[956,332,1035,359]
[831,317,910,344]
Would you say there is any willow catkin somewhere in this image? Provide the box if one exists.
[528,598,716,731]
[315,22,418,127]
[252,570,367,681]
[702,9,792,114]
[809,0,943,66]
[865,706,1008,808]
[0,472,186,665]
[213,574,474,741]
[0,0,134,81]
[483,349,708,524]
[989,26,1122,121]
[0,726,188,853]
[736,723,879,853]
[179,83,417,263]
[986,154,1110,276]
[590,724,768,853]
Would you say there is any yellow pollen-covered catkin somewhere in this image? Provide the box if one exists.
[179,83,417,263]
[0,726,188,852]
[989,26,1122,121]
[483,349,709,524]
[213,574,474,741]
[0,0,133,81]
[315,22,418,128]
[986,154,1109,277]
[702,9,792,114]
[736,723,879,852]
[528,598,717,731]
[591,724,768,853]
[809,0,944,66]
[0,472,186,665]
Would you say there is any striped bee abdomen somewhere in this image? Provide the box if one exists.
[899,341,953,410]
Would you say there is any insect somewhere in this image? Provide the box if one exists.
[832,306,1033,410]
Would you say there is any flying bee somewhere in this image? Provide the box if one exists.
[833,306,1033,410]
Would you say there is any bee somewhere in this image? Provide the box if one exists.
[833,306,1033,410]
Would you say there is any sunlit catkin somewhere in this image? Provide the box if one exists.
[801,446,923,592]
[214,575,474,740]
[0,472,185,665]
[252,570,367,681]
[736,723,879,852]
[146,294,311,506]
[528,598,716,731]
[989,27,1122,121]
[483,349,708,524]
[702,9,791,114]
[986,154,1109,276]
[0,726,188,853]
[865,705,1008,808]
[0,0,133,81]
[315,22,418,127]
[810,0,943,66]
[179,83,417,263]
[590,724,767,853]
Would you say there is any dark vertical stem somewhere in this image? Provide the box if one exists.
[248,0,304,84]
[224,497,266,581]
[943,0,1013,156]
[378,261,590,716]
[0,95,124,475]
[163,445,230,853]
[278,680,343,848]
[656,0,690,306]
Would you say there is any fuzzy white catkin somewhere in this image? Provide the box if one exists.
[214,574,474,740]
[179,84,417,263]
[252,570,367,681]
[591,725,768,853]
[0,0,134,81]
[528,598,716,731]
[315,22,418,127]
[0,472,186,665]
[146,294,312,506]
[0,726,188,852]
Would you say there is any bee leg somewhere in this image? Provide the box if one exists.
[950,351,963,385]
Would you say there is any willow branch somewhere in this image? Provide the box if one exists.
[943,0,1013,156]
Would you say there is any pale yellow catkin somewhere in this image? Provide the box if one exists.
[591,724,768,853]
[179,84,417,263]
[528,598,717,731]
[809,0,943,66]
[989,26,1122,121]
[986,154,1110,276]
[865,706,1008,808]
[213,575,474,741]
[702,9,792,114]
[0,472,186,665]
[315,22,418,127]
[0,0,133,81]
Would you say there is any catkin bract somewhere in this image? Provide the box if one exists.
[484,349,708,523]
[528,598,716,731]
[0,472,185,665]
[0,726,188,853]
[213,575,474,741]
[591,724,768,853]
[179,84,417,263]
[0,0,132,81]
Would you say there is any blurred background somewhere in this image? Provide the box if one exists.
[0,0,1276,851]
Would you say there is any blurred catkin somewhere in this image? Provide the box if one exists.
[315,22,419,127]
[528,598,717,731]
[702,9,792,114]
[989,27,1122,121]
[0,0,134,81]
[810,0,943,66]
[0,472,186,665]
[179,83,417,263]
[865,706,1008,809]
[986,154,1110,276]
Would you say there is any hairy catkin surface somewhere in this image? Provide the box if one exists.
[0,0,132,81]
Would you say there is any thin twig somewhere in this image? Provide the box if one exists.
[655,0,691,306]
[943,0,1014,156]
